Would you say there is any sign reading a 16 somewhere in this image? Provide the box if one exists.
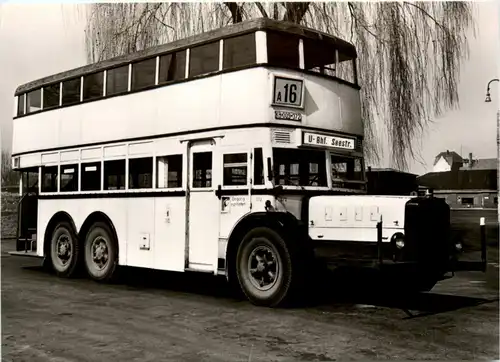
[273,76,303,107]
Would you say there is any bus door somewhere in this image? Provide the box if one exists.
[187,140,219,271]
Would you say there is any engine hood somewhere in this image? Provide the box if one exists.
[308,195,415,242]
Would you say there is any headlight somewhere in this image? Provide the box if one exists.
[392,233,405,249]
[455,242,463,252]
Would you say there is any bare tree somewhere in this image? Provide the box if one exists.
[82,2,474,171]
[1,149,17,187]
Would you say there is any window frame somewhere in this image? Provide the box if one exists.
[128,156,154,190]
[222,151,250,189]
[156,154,184,190]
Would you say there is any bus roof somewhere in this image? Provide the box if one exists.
[15,18,357,96]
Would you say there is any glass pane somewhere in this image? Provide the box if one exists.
[17,94,25,116]
[223,33,256,69]
[129,157,153,189]
[43,84,60,109]
[60,164,78,192]
[104,160,125,190]
[83,72,104,101]
[131,58,156,91]
[189,42,219,77]
[27,89,41,113]
[106,65,129,95]
[157,154,183,188]
[272,148,327,187]
[62,78,81,105]
[159,51,186,83]
[267,32,299,68]
[192,152,212,188]
[81,162,101,191]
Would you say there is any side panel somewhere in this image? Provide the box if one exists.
[126,198,155,268]
[154,196,186,272]
[13,68,270,155]
[308,196,410,242]
[38,198,129,264]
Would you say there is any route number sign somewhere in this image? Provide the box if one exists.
[273,76,303,108]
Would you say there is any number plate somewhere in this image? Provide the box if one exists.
[274,110,302,121]
[273,76,303,107]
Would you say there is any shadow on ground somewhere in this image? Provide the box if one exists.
[19,261,498,319]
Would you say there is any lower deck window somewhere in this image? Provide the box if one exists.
[129,157,152,189]
[223,153,247,186]
[81,162,101,191]
[60,164,78,192]
[273,148,327,187]
[104,160,125,190]
[41,166,58,192]
[193,152,212,188]
[157,155,183,188]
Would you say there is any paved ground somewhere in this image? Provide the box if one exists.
[2,239,499,362]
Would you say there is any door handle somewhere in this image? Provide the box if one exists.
[215,184,222,199]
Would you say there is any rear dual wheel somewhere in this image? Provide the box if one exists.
[83,222,119,282]
[49,221,118,282]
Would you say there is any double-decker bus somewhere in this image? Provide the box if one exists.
[9,19,486,307]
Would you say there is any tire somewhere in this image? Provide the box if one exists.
[49,221,81,278]
[83,222,119,282]
[236,227,300,307]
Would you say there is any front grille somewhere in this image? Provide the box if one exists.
[403,197,451,266]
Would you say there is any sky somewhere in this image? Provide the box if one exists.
[0,2,498,176]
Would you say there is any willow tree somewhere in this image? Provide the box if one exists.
[83,2,474,171]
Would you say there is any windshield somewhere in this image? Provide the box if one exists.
[330,153,364,189]
[272,148,365,190]
[273,148,327,187]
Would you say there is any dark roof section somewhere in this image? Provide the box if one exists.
[460,158,497,171]
[417,170,497,191]
[433,150,463,166]
[15,18,357,96]
[366,167,417,176]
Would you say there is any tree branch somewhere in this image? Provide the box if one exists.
[255,2,268,18]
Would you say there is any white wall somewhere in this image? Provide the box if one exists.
[432,156,451,172]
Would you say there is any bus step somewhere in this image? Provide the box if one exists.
[8,250,41,258]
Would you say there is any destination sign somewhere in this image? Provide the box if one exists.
[303,132,355,150]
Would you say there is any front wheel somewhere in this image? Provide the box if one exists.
[83,222,119,282]
[236,227,301,307]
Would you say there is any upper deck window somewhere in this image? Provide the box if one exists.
[131,58,156,91]
[223,33,256,69]
[303,38,357,84]
[159,50,186,83]
[17,94,25,116]
[27,89,41,114]
[43,83,60,109]
[83,71,104,101]
[267,32,300,69]
[62,78,81,105]
[106,65,129,96]
[189,42,219,77]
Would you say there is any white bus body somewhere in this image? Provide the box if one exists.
[10,19,482,307]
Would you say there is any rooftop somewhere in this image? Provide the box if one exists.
[15,18,357,96]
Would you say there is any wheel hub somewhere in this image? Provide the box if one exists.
[56,235,71,265]
[91,237,109,270]
[248,245,279,291]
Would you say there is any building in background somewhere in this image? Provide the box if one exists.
[432,150,464,172]
[366,167,418,196]
[418,151,498,209]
